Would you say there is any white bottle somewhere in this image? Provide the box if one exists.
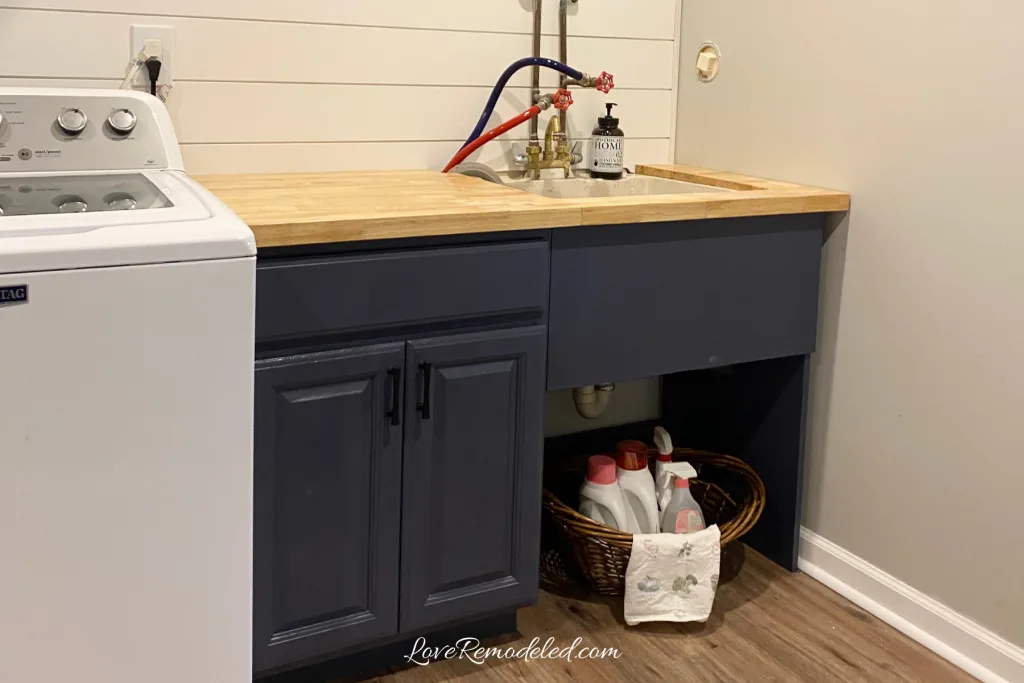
[578,455,631,532]
[660,462,706,534]
[615,441,661,535]
[652,426,675,512]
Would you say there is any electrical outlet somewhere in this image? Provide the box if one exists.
[129,24,175,90]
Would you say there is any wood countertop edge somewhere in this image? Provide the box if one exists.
[636,164,769,191]
[251,206,584,248]
[637,164,851,208]
[636,163,848,198]
[577,191,850,226]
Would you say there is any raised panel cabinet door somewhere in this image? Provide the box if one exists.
[400,327,546,632]
[253,343,404,674]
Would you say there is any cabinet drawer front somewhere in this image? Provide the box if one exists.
[547,215,825,390]
[256,239,550,342]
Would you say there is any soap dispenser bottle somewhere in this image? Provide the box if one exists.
[589,102,624,180]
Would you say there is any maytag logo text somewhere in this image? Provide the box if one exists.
[0,285,28,306]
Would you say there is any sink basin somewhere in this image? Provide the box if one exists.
[502,173,732,199]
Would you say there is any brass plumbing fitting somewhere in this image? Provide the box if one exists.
[525,88,575,179]
[524,72,614,179]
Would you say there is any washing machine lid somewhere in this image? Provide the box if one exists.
[0,171,255,273]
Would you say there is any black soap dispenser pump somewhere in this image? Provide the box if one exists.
[589,102,624,180]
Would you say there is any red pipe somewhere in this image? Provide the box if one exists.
[443,105,541,173]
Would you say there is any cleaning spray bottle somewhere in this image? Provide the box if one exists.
[652,426,674,511]
[660,462,706,534]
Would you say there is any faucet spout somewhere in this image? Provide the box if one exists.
[543,115,563,160]
[519,90,575,179]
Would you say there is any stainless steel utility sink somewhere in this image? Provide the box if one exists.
[501,173,732,199]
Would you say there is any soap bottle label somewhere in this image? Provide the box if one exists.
[674,509,705,534]
[590,137,624,173]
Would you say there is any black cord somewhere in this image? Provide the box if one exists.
[145,58,162,97]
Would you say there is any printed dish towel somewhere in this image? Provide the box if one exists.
[623,525,721,625]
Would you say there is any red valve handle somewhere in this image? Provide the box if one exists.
[552,88,574,110]
[552,88,574,111]
[595,71,615,93]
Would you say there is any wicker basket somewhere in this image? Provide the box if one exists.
[542,448,766,596]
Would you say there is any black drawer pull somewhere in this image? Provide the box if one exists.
[386,367,401,426]
[418,362,433,419]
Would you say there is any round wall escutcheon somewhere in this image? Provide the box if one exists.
[696,42,722,82]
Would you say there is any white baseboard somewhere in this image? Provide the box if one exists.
[799,528,1024,683]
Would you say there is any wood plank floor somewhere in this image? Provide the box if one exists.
[363,546,976,683]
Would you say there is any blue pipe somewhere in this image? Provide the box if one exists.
[461,57,584,149]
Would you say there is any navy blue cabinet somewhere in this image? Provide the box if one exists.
[399,327,547,631]
[251,215,829,676]
[253,235,551,676]
[253,344,404,673]
[253,331,546,674]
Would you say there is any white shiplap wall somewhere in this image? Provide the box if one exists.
[0,0,679,174]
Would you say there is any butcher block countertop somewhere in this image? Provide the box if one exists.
[196,164,850,249]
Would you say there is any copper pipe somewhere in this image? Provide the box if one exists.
[559,0,569,133]
[529,0,543,143]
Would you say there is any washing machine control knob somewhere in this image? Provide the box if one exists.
[107,109,137,136]
[57,108,88,136]
[108,196,137,211]
[58,199,88,213]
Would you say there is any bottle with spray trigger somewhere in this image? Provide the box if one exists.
[653,426,675,511]
[659,461,706,534]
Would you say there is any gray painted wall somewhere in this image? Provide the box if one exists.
[676,0,1024,647]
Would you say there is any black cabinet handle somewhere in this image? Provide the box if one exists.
[386,366,401,426]
[417,362,433,419]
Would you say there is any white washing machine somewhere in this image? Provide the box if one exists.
[0,88,255,683]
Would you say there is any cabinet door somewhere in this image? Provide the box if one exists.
[253,344,404,674]
[400,327,546,632]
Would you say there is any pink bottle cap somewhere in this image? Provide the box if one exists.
[674,477,691,489]
[586,455,617,485]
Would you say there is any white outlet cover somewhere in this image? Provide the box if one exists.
[130,24,175,89]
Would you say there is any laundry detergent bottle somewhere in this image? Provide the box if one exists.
[578,455,631,532]
[615,440,660,534]
[660,461,706,534]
